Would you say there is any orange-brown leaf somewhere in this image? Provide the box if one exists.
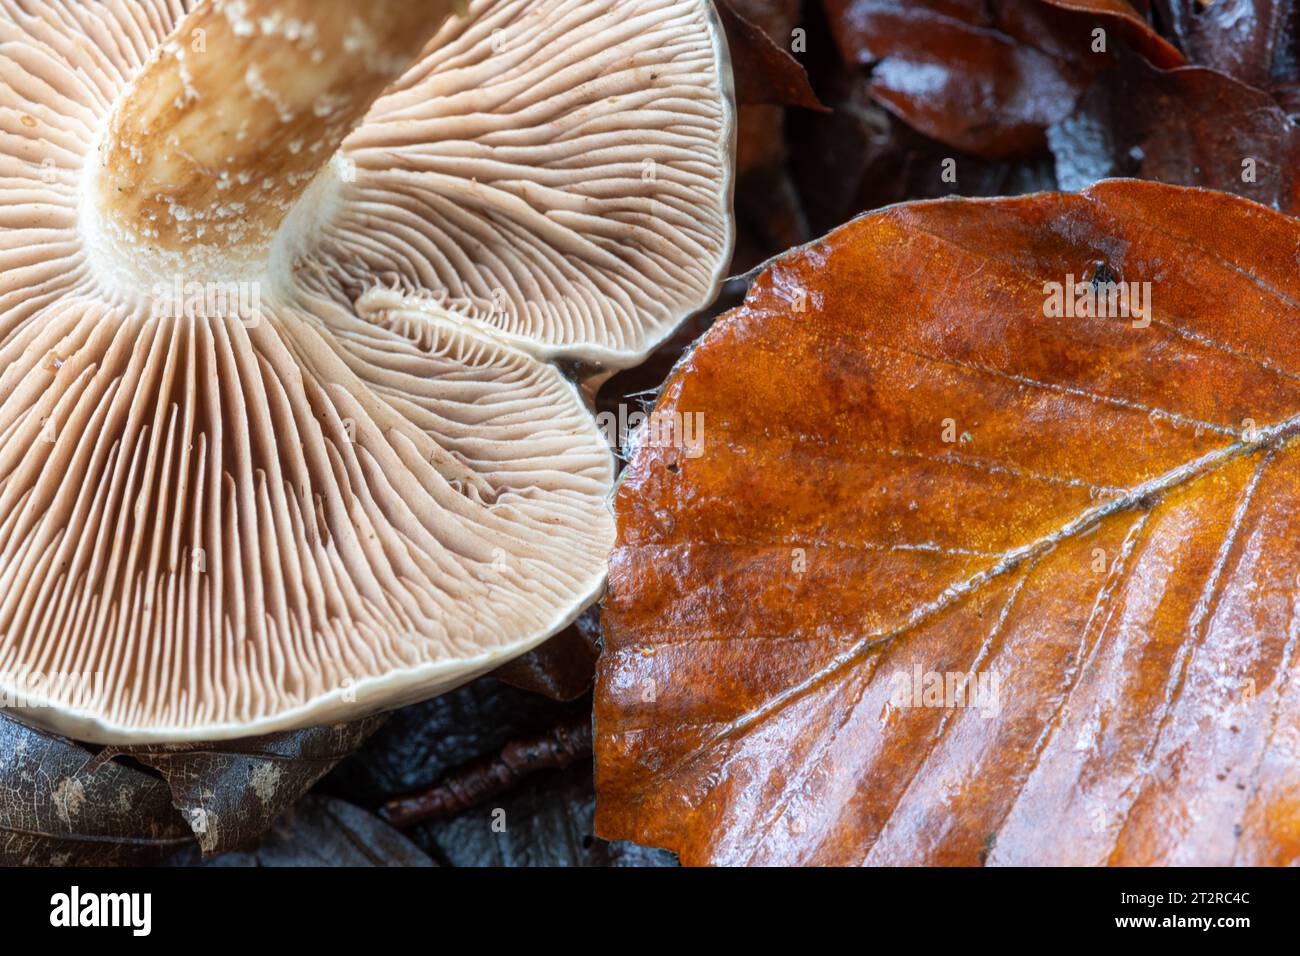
[718,0,827,112]
[1037,0,1184,68]
[595,180,1300,866]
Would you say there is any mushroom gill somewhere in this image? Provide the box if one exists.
[0,0,735,742]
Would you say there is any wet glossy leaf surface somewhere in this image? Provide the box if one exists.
[596,181,1300,865]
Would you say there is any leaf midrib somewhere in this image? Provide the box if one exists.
[653,407,1300,765]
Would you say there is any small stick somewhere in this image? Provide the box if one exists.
[378,715,593,828]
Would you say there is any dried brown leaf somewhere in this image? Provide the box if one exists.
[596,180,1300,866]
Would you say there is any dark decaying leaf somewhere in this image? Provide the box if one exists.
[821,0,1102,157]
[596,180,1300,866]
[325,679,584,805]
[1,707,384,863]
[1037,0,1184,67]
[717,0,827,110]
[492,607,602,702]
[728,0,817,271]
[324,678,669,865]
[770,3,1057,248]
[421,764,676,867]
[1049,50,1300,214]
[789,85,1058,239]
[112,716,386,856]
[1153,0,1297,93]
[595,280,750,446]
[168,795,432,867]
[0,712,192,865]
[734,148,815,272]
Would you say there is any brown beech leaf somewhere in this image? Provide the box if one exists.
[783,5,1056,239]
[717,0,827,111]
[596,180,1300,866]
[1050,50,1300,214]
[821,0,1182,160]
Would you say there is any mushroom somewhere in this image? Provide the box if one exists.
[0,0,734,742]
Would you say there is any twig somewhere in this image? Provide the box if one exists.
[378,715,592,828]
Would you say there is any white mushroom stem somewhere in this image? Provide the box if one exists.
[91,0,456,269]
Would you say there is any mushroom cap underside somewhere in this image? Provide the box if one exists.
[0,0,735,742]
